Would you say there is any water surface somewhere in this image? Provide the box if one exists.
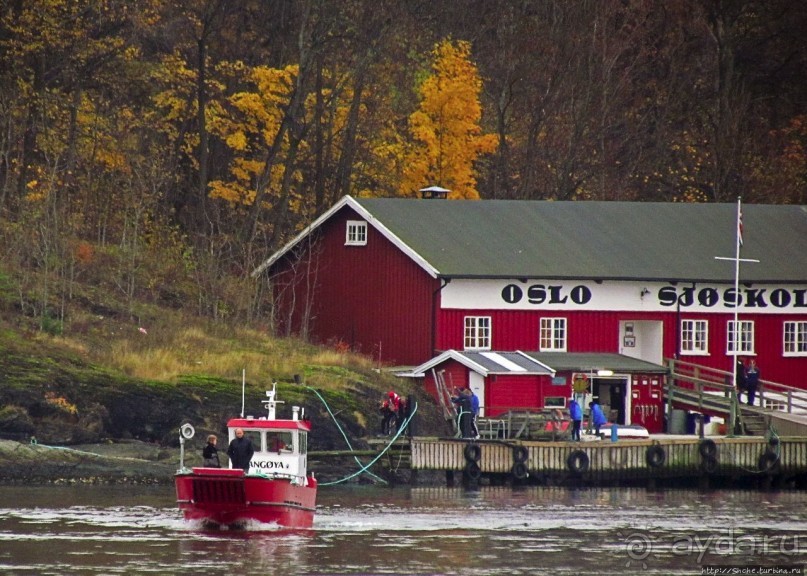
[0,484,804,575]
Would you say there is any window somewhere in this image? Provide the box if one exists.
[464,316,491,350]
[544,397,567,408]
[784,321,807,356]
[540,317,567,351]
[265,431,293,453]
[345,220,367,245]
[727,320,754,354]
[681,319,708,355]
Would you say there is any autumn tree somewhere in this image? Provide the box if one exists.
[401,39,497,200]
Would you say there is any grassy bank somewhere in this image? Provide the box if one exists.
[0,301,446,456]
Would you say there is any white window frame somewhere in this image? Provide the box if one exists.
[784,321,807,356]
[727,320,754,355]
[345,220,367,246]
[680,319,709,355]
[539,317,567,352]
[464,316,491,350]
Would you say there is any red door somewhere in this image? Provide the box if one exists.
[631,374,663,433]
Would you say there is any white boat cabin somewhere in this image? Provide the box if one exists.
[225,386,311,481]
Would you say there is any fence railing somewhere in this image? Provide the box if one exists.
[666,358,807,417]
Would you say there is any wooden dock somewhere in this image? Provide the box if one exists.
[405,436,807,488]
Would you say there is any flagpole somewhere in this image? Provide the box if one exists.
[731,197,742,388]
[715,197,757,436]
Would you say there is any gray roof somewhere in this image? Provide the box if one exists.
[460,351,554,374]
[403,350,667,376]
[524,352,669,374]
[352,198,807,283]
[407,349,555,377]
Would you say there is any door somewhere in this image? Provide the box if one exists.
[620,320,663,365]
[630,374,664,433]
[469,372,486,417]
[593,377,628,425]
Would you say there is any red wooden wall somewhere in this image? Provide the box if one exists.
[272,206,437,365]
[436,308,805,386]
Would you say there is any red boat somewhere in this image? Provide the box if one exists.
[175,385,317,528]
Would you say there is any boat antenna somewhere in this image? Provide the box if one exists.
[262,382,283,419]
[241,368,246,417]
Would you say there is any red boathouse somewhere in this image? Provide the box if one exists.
[254,195,807,426]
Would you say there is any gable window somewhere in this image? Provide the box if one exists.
[680,319,708,355]
[345,220,367,246]
[727,320,754,355]
[464,316,491,350]
[784,321,807,356]
[540,317,567,352]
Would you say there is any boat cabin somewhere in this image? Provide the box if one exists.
[225,386,311,481]
[226,418,310,480]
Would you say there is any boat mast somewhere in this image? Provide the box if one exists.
[241,368,246,417]
[262,382,283,419]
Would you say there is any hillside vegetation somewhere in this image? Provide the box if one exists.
[1,2,805,348]
[0,268,446,453]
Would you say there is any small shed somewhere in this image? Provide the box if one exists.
[403,350,669,432]
[404,350,555,418]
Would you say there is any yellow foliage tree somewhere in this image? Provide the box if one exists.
[402,39,497,199]
[207,64,299,206]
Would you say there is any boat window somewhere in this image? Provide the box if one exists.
[266,431,293,453]
[243,430,260,450]
[299,432,307,455]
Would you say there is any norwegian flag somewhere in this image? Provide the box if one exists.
[737,198,744,247]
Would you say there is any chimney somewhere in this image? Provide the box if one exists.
[419,185,449,199]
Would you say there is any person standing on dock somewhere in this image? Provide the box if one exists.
[452,388,473,438]
[569,398,583,441]
[745,359,760,406]
[468,388,480,439]
[735,357,747,402]
[227,428,255,472]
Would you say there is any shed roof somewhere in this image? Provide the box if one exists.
[405,350,667,377]
[409,349,555,377]
[524,352,669,374]
[254,196,807,284]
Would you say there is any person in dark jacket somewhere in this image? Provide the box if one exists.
[452,388,473,438]
[745,359,760,406]
[227,428,255,472]
[735,357,747,402]
[202,434,220,467]
[469,389,480,439]
[569,398,583,441]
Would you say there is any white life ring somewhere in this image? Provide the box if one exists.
[180,423,195,440]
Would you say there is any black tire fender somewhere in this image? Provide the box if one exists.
[701,455,719,475]
[567,450,590,474]
[758,450,779,473]
[513,445,528,464]
[645,444,666,468]
[464,443,482,463]
[464,461,482,481]
[698,439,717,459]
[512,462,529,480]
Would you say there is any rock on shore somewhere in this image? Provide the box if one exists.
[0,439,177,484]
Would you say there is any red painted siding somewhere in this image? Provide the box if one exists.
[487,374,544,416]
[436,309,623,353]
[422,360,469,400]
[271,206,436,365]
[436,308,807,386]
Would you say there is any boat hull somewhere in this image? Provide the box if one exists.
[175,468,317,528]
